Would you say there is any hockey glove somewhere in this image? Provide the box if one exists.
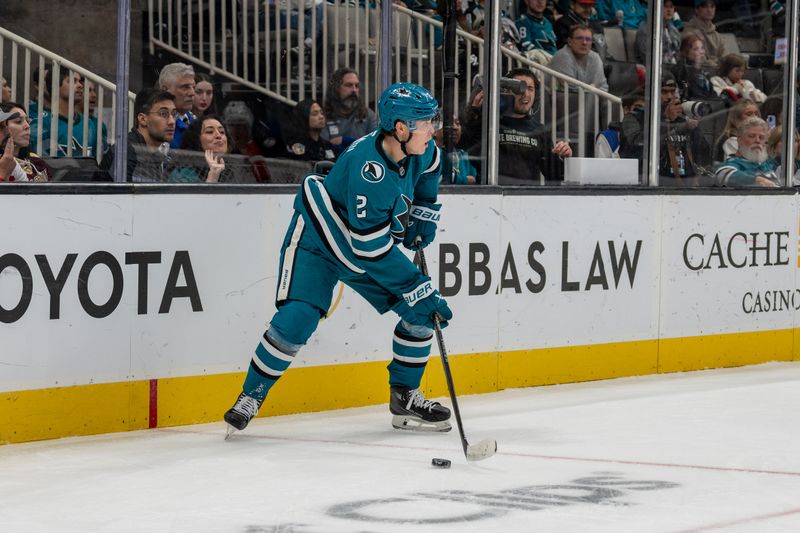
[403,201,441,250]
[393,278,453,329]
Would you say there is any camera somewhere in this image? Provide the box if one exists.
[472,75,528,95]
[681,100,711,119]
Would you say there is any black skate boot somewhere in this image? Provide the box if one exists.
[224,392,264,435]
[390,386,452,432]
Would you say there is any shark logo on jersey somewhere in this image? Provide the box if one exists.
[361,161,386,183]
[391,194,412,242]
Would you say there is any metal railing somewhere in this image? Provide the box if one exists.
[148,1,623,155]
[0,26,136,161]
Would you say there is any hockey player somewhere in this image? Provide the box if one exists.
[224,83,454,434]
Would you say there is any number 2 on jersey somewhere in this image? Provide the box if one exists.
[356,195,368,218]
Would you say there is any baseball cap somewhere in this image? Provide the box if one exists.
[661,70,677,88]
[575,0,596,4]
[694,0,716,7]
[0,110,20,122]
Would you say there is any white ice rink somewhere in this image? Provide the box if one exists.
[2,362,800,533]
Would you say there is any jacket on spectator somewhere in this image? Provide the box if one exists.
[548,47,609,92]
[683,18,725,67]
[671,61,717,101]
[516,12,558,55]
[168,153,257,183]
[595,0,646,29]
[715,156,779,186]
[443,148,477,185]
[171,111,196,149]
[619,109,645,160]
[28,100,106,158]
[635,20,680,64]
[285,135,337,163]
[710,76,767,104]
[462,109,565,184]
[100,129,171,182]
[321,109,378,152]
[659,117,712,182]
[4,148,51,182]
[712,134,738,163]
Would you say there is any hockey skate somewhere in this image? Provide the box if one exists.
[390,386,452,432]
[224,392,263,438]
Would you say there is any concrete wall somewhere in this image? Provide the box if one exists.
[0,0,145,92]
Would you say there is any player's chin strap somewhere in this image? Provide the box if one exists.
[393,130,413,157]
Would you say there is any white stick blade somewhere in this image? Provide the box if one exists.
[466,438,497,462]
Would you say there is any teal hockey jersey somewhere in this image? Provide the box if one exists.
[294,130,442,297]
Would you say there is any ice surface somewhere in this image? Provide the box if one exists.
[2,362,800,532]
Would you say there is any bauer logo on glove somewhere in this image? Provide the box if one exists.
[404,280,434,306]
[409,205,441,222]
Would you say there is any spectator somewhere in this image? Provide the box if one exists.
[323,68,378,152]
[223,101,272,183]
[171,115,255,183]
[464,0,521,50]
[672,34,716,101]
[434,116,476,184]
[713,98,760,162]
[516,0,558,63]
[659,90,713,184]
[715,117,778,187]
[549,24,608,92]
[432,1,471,49]
[761,96,783,129]
[29,70,105,158]
[766,125,800,184]
[1,77,11,102]
[635,0,681,65]
[462,67,572,185]
[620,72,679,162]
[0,103,52,182]
[83,79,109,159]
[158,62,196,149]
[595,0,646,29]
[266,0,324,49]
[192,73,217,118]
[100,88,176,182]
[683,0,725,68]
[554,0,609,61]
[710,54,767,105]
[85,79,98,115]
[284,98,337,164]
[597,92,644,158]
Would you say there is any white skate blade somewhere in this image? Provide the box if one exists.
[465,438,497,461]
[224,424,238,441]
[392,415,452,432]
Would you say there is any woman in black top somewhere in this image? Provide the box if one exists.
[284,99,337,164]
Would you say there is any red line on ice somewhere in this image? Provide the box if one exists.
[165,427,800,477]
[672,506,800,532]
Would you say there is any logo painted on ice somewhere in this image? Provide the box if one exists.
[360,161,386,183]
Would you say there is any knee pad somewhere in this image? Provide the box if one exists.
[269,299,324,348]
[399,319,433,340]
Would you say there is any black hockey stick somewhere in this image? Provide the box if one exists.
[417,247,497,462]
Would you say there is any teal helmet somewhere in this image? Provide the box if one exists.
[378,83,439,133]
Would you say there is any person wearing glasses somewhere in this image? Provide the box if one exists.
[100,89,177,182]
[548,24,609,92]
[0,102,52,182]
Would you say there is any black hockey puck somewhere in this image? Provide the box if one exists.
[431,458,451,468]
